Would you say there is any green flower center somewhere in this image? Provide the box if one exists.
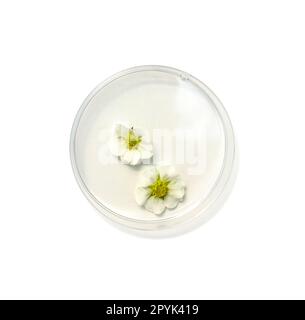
[149,175,170,199]
[126,129,142,150]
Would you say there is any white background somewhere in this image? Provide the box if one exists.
[0,0,304,300]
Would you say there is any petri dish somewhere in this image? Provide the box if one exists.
[70,65,236,234]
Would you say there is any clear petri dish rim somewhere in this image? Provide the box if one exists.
[70,65,236,231]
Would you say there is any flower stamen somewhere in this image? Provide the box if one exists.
[149,175,170,199]
[126,129,142,150]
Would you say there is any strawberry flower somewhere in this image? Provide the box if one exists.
[135,166,186,214]
[109,124,153,165]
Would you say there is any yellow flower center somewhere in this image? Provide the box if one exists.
[126,129,142,150]
[149,175,170,199]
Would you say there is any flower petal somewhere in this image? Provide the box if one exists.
[164,195,179,209]
[130,150,141,165]
[138,144,153,159]
[108,138,127,156]
[138,142,153,152]
[168,185,185,199]
[114,124,129,138]
[144,197,165,215]
[121,150,141,165]
[134,128,151,143]
[137,167,158,187]
[158,166,178,180]
[135,187,151,206]
[168,178,186,190]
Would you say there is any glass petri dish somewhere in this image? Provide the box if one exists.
[70,65,236,233]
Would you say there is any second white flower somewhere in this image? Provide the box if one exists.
[109,124,153,165]
[135,166,186,215]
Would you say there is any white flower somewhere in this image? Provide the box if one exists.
[109,124,153,165]
[135,166,186,215]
